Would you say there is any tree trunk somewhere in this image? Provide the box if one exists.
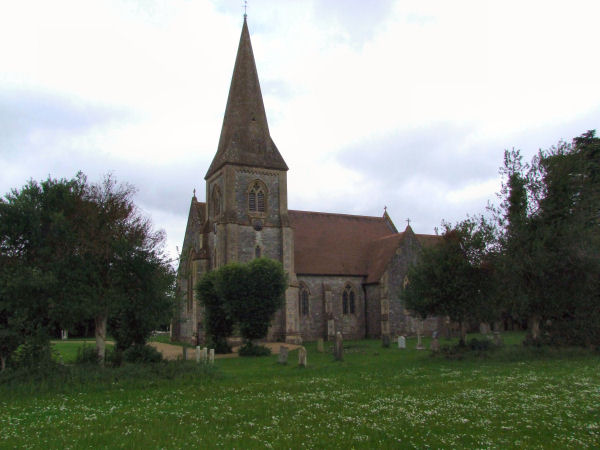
[95,314,108,366]
[0,354,5,372]
[529,314,541,341]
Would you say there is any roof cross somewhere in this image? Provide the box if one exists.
[406,218,411,226]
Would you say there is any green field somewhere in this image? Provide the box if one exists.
[1,334,599,448]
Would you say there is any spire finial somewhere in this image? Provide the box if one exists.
[406,218,411,227]
[384,205,387,213]
[193,188,197,198]
[243,0,247,19]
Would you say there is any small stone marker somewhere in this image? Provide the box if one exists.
[416,333,424,350]
[298,346,307,367]
[493,331,503,346]
[195,346,201,363]
[209,348,215,364]
[201,347,208,362]
[278,346,289,364]
[61,329,68,340]
[317,338,324,353]
[430,336,440,352]
[334,331,344,361]
[398,335,406,349]
[382,334,391,348]
[182,346,187,360]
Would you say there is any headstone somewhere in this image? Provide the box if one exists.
[278,346,289,364]
[382,334,391,348]
[317,338,324,353]
[327,320,335,340]
[430,337,440,352]
[195,346,201,363]
[201,347,208,362]
[182,346,187,361]
[334,331,344,361]
[493,331,503,346]
[416,333,424,350]
[398,335,406,349]
[61,329,68,340]
[209,348,215,364]
[298,346,307,367]
[480,322,491,335]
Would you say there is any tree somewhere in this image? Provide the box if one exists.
[197,258,287,352]
[494,131,600,345]
[196,271,234,353]
[0,173,175,367]
[402,217,496,345]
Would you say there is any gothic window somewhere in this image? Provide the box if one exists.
[299,284,310,316]
[248,181,266,213]
[342,284,356,315]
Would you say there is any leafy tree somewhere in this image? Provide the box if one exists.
[197,258,287,352]
[196,271,233,353]
[494,131,600,345]
[0,173,174,367]
[402,217,496,345]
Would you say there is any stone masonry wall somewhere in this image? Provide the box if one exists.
[297,275,366,341]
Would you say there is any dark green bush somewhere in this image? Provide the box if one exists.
[238,342,271,357]
[123,344,163,363]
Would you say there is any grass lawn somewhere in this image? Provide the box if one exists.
[1,333,599,448]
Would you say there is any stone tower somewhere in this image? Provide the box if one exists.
[204,18,301,343]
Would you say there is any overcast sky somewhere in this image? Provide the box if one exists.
[2,0,599,263]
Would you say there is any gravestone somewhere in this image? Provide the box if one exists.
[493,331,503,346]
[201,347,208,362]
[398,335,406,349]
[416,333,424,350]
[430,337,440,352]
[182,346,187,361]
[195,346,201,363]
[327,320,335,340]
[334,332,344,361]
[61,329,68,340]
[382,334,391,348]
[480,322,491,335]
[317,338,324,353]
[209,348,215,364]
[278,346,289,364]
[298,347,307,367]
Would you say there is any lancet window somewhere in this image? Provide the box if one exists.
[342,284,356,315]
[248,181,266,213]
[299,284,310,316]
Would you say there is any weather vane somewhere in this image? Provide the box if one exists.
[243,0,247,18]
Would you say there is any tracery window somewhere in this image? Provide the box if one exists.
[299,284,310,316]
[248,181,266,213]
[342,284,356,315]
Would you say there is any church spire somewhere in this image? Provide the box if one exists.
[205,18,288,179]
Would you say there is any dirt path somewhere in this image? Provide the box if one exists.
[148,341,302,361]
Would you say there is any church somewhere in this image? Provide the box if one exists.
[173,18,441,345]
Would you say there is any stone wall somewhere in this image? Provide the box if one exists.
[297,275,366,341]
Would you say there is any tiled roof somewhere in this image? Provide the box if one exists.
[289,210,398,276]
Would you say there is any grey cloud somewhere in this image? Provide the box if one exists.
[0,88,132,158]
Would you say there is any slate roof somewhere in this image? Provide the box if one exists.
[205,18,288,179]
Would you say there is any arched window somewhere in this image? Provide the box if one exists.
[342,284,356,315]
[299,284,310,316]
[212,186,222,218]
[248,181,266,213]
